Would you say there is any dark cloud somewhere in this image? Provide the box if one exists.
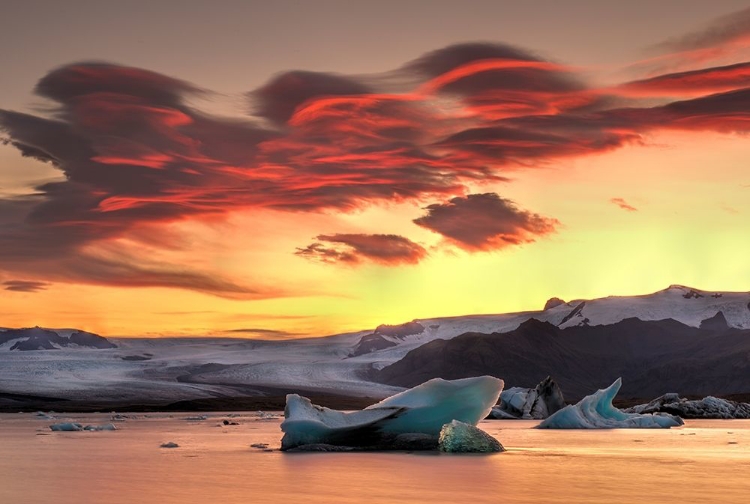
[222,328,298,338]
[2,280,50,292]
[250,70,372,125]
[413,193,559,251]
[652,7,750,52]
[406,42,542,77]
[2,39,750,288]
[296,234,427,265]
[619,61,750,96]
[610,198,638,212]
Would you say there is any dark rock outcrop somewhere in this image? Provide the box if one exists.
[1,327,117,351]
[699,311,729,331]
[544,297,565,310]
[350,321,425,357]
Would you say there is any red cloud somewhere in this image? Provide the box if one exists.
[619,62,750,97]
[610,198,638,212]
[296,234,427,266]
[413,193,559,251]
[1,32,750,291]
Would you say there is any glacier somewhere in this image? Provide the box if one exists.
[538,378,683,429]
[490,376,565,419]
[280,376,503,451]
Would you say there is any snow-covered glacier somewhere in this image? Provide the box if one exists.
[280,376,503,450]
[537,378,683,429]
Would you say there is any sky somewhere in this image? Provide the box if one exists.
[1,0,749,337]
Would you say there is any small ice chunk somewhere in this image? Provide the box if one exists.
[538,378,683,429]
[438,420,504,453]
[185,415,208,421]
[50,422,83,431]
[160,442,179,448]
[83,424,117,431]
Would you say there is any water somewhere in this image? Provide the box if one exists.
[2,412,750,504]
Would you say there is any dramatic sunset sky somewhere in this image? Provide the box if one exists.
[1,1,749,337]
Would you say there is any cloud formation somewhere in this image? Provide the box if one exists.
[2,280,50,292]
[296,234,427,265]
[610,198,638,212]
[2,13,750,292]
[413,193,559,251]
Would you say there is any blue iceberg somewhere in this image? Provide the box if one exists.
[280,376,503,450]
[538,378,683,429]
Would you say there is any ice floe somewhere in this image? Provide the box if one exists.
[439,420,503,453]
[490,376,565,419]
[626,393,750,419]
[280,376,503,451]
[538,378,683,429]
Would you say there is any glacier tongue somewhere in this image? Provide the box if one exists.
[538,378,683,429]
[280,376,503,451]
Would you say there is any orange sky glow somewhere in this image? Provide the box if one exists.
[1,1,749,337]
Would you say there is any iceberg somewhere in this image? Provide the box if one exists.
[280,376,503,451]
[626,393,750,419]
[50,422,117,431]
[50,422,83,431]
[538,378,683,429]
[438,420,504,453]
[490,376,565,419]
[83,423,117,431]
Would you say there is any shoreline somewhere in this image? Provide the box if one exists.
[5,390,750,414]
[0,390,383,413]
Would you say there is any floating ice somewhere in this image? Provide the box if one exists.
[538,378,683,429]
[84,423,117,431]
[280,376,503,450]
[160,442,179,448]
[438,420,504,453]
[50,422,83,431]
[626,393,750,419]
[490,376,565,419]
[50,422,117,431]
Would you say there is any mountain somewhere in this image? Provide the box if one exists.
[1,285,750,410]
[375,317,750,400]
[0,327,117,351]
[344,284,750,361]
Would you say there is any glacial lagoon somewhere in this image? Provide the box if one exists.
[1,413,749,504]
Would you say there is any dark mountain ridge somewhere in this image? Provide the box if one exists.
[0,327,116,350]
[375,313,750,400]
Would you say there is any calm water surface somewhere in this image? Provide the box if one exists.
[1,412,749,504]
